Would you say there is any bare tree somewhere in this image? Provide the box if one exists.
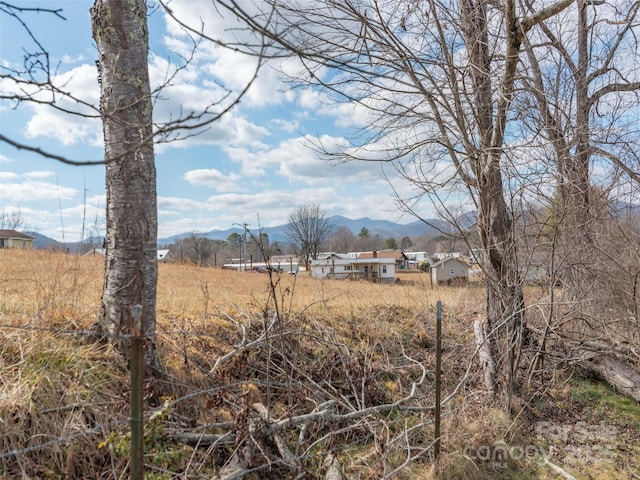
[229,0,574,402]
[520,0,640,300]
[330,225,356,253]
[286,203,333,266]
[1,2,263,370]
[0,210,23,230]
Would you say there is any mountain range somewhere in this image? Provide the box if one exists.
[156,215,460,245]
[26,214,474,251]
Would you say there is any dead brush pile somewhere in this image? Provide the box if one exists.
[1,250,524,479]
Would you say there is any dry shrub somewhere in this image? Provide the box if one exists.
[1,249,502,478]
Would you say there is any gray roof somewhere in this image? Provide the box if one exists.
[0,229,34,240]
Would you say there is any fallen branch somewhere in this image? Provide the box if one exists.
[324,453,343,480]
[166,429,235,446]
[252,402,299,469]
[578,352,640,402]
[542,457,576,480]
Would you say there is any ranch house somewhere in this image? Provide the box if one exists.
[310,253,396,284]
[357,250,410,270]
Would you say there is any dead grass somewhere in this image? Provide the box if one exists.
[1,249,638,479]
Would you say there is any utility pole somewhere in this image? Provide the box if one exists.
[234,223,250,271]
[242,223,248,271]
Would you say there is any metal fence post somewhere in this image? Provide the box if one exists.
[130,304,144,480]
[434,300,442,461]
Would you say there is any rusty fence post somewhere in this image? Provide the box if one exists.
[130,304,144,480]
[434,300,442,461]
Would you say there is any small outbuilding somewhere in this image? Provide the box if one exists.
[430,257,469,286]
[0,229,34,249]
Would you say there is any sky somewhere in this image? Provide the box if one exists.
[0,1,431,243]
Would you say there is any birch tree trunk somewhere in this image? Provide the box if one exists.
[91,0,159,371]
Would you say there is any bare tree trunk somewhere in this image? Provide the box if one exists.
[474,316,496,394]
[461,0,527,404]
[477,164,526,406]
[91,0,160,371]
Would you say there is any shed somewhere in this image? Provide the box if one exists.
[0,229,34,249]
[430,257,469,286]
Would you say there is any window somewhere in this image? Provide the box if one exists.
[382,265,387,273]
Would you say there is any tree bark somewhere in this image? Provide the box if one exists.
[474,317,496,395]
[461,0,527,403]
[91,0,159,371]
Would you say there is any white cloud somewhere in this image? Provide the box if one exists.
[269,118,300,133]
[158,1,310,109]
[0,171,19,180]
[183,168,242,192]
[0,179,76,201]
[225,134,384,184]
[23,63,102,146]
[157,196,210,212]
[24,171,54,179]
[61,54,87,65]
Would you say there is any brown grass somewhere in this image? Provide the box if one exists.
[1,249,637,479]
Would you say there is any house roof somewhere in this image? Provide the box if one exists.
[311,256,395,265]
[430,257,469,268]
[357,251,408,260]
[0,229,34,240]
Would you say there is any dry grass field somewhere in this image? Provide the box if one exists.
[1,249,639,479]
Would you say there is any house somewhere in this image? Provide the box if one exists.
[430,257,469,286]
[310,253,396,284]
[0,229,34,249]
[356,250,410,270]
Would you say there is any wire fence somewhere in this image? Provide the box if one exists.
[0,303,448,478]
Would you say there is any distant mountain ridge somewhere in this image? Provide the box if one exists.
[157,214,461,245]
[26,231,104,252]
[25,214,474,250]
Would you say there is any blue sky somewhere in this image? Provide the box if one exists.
[0,1,429,242]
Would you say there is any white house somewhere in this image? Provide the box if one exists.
[310,253,396,283]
